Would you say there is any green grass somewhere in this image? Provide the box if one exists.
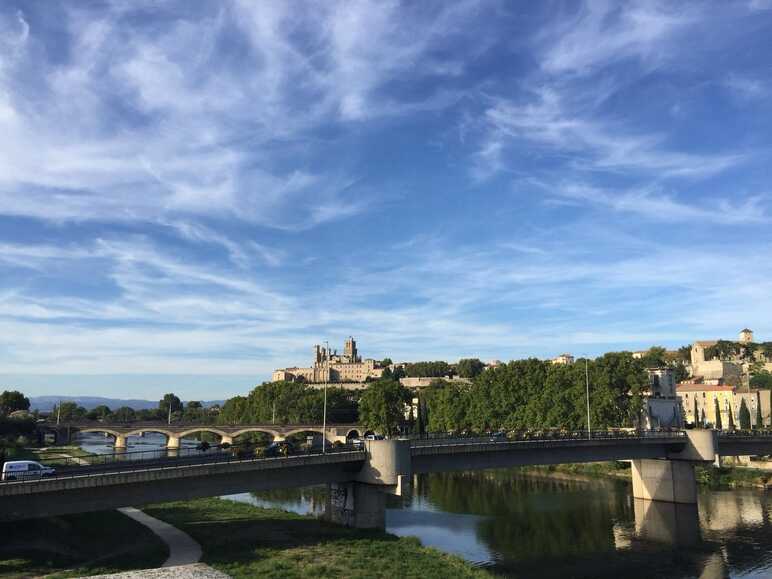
[145,497,491,579]
[0,510,167,578]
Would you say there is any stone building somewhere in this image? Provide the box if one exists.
[551,353,575,365]
[272,337,384,384]
[677,383,771,429]
[643,367,682,429]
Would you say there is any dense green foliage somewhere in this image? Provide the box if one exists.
[0,391,29,416]
[218,381,358,425]
[358,380,411,436]
[714,398,723,430]
[456,358,485,378]
[145,498,488,579]
[404,361,452,378]
[420,354,648,433]
[704,340,772,363]
[751,371,772,389]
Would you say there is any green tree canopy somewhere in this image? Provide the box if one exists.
[113,406,136,422]
[404,361,452,378]
[714,398,723,430]
[0,390,30,415]
[159,393,183,416]
[456,358,485,379]
[358,379,411,436]
[751,371,772,390]
[86,405,112,421]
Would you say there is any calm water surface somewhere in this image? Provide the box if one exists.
[76,433,772,578]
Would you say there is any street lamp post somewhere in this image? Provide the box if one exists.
[322,382,328,454]
[585,358,592,440]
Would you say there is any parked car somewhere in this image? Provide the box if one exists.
[351,438,365,449]
[365,434,384,441]
[264,441,294,458]
[1,460,56,481]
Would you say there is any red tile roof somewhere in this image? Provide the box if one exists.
[677,383,734,392]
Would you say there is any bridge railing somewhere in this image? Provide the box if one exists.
[0,442,364,485]
[717,429,772,438]
[407,429,686,447]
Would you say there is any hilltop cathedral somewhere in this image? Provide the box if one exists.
[272,337,385,384]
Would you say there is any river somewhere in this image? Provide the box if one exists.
[75,432,772,578]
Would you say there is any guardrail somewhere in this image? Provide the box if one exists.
[407,429,686,446]
[718,429,772,438]
[0,443,363,485]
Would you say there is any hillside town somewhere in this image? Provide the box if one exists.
[272,329,772,432]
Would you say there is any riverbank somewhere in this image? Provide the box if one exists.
[144,497,490,579]
[0,510,167,578]
[519,461,772,489]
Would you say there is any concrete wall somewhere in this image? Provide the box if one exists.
[631,459,697,504]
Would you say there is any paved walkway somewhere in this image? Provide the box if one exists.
[117,507,202,567]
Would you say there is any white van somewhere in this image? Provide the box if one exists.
[1,460,56,481]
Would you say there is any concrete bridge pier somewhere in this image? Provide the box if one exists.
[220,435,233,446]
[326,439,411,529]
[114,434,127,449]
[166,436,180,450]
[631,430,716,505]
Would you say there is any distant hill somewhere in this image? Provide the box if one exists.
[28,396,225,412]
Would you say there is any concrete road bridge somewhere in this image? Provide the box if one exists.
[3,430,772,530]
[44,422,369,449]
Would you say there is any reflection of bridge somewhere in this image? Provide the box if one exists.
[45,422,368,449]
[4,430,772,531]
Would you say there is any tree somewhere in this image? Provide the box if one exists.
[641,346,667,368]
[676,345,692,363]
[456,358,485,379]
[183,400,205,422]
[0,390,30,416]
[739,399,751,430]
[52,401,83,422]
[751,371,772,390]
[714,398,723,430]
[693,398,700,427]
[757,400,764,429]
[86,405,112,421]
[159,393,183,417]
[113,406,136,422]
[728,402,736,431]
[358,379,411,436]
[380,358,393,367]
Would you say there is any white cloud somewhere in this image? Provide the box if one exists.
[478,88,742,178]
[540,1,692,76]
[550,183,768,224]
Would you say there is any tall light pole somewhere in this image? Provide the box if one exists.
[585,358,592,440]
[322,382,328,454]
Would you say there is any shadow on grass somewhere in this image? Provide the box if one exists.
[0,510,167,578]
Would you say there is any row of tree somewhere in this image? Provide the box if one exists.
[704,340,772,363]
[49,394,215,423]
[213,352,654,437]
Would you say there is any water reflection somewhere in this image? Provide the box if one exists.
[235,469,772,579]
[72,433,771,577]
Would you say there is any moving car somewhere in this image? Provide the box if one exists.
[1,460,56,481]
[263,441,294,458]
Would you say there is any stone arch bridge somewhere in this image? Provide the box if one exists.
[46,422,368,449]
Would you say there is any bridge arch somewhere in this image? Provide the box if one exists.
[230,428,281,439]
[346,429,361,440]
[176,428,229,440]
[71,427,124,439]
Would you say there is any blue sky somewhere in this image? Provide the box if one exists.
[1,1,772,400]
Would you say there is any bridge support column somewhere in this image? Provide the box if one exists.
[326,439,412,529]
[114,435,127,449]
[631,459,697,504]
[220,435,233,446]
[326,482,386,529]
[167,436,180,450]
[632,430,717,505]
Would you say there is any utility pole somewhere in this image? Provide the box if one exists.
[272,400,276,425]
[57,400,61,426]
[322,382,328,454]
[585,358,592,440]
[168,401,172,426]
